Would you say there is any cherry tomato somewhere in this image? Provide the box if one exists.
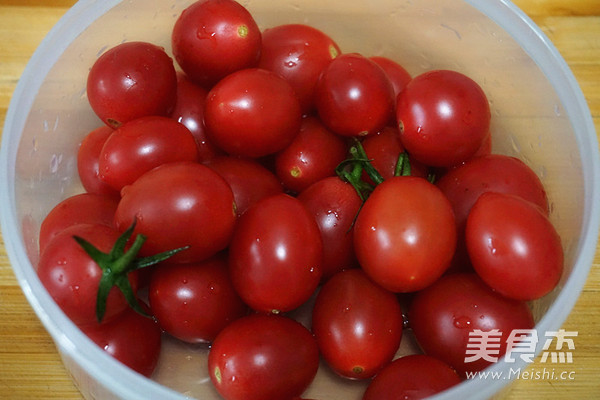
[207,156,283,216]
[259,23,341,113]
[204,68,302,157]
[170,71,224,162]
[228,193,322,313]
[208,314,319,400]
[98,116,199,191]
[148,255,248,343]
[114,162,236,264]
[312,269,403,379]
[408,273,535,376]
[171,0,261,88]
[297,176,362,281]
[39,193,119,254]
[81,303,162,377]
[77,125,119,198]
[466,192,563,300]
[87,41,177,128]
[396,69,490,167]
[362,354,461,400]
[275,116,348,193]
[315,53,395,137]
[37,223,139,326]
[354,176,456,292]
[369,56,412,99]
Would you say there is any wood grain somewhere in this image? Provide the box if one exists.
[1,1,598,399]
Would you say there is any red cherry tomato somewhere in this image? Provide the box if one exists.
[37,223,139,326]
[312,269,403,379]
[362,354,461,400]
[228,193,322,313]
[396,69,490,167]
[297,176,362,280]
[87,41,177,128]
[99,116,199,191]
[275,116,348,193]
[408,273,535,376]
[39,193,118,254]
[259,23,341,112]
[354,176,456,292]
[208,314,319,400]
[77,125,119,198]
[207,156,283,216]
[170,71,224,162]
[466,192,563,301]
[369,56,412,99]
[315,53,395,137]
[148,255,248,343]
[204,68,302,157]
[114,162,237,264]
[171,0,261,88]
[81,304,162,377]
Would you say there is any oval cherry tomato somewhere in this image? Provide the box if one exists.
[81,304,162,377]
[408,273,535,376]
[99,116,199,191]
[275,116,348,193]
[362,354,461,400]
[315,53,395,137]
[354,176,456,292]
[228,193,322,313]
[396,69,490,167]
[77,125,119,198]
[259,23,341,112]
[208,314,319,400]
[204,68,302,157]
[39,193,119,254]
[466,192,563,301]
[172,0,261,88]
[37,223,139,326]
[148,255,248,343]
[297,176,362,280]
[312,269,403,379]
[114,162,236,264]
[87,41,177,128]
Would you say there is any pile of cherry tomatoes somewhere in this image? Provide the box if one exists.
[36,0,564,399]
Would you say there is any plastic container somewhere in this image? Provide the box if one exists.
[1,0,599,399]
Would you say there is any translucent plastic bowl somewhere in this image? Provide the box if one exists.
[1,0,599,399]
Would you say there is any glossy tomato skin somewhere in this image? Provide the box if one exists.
[204,68,302,157]
[39,193,119,254]
[37,223,139,326]
[369,56,412,99]
[362,354,461,400]
[148,255,248,343]
[209,314,319,400]
[354,176,456,292]
[170,72,224,163]
[466,192,563,301]
[396,69,490,167]
[81,304,162,377]
[171,0,261,88]
[275,116,348,193]
[408,273,535,376]
[87,41,177,128]
[229,193,322,313]
[77,125,119,198]
[207,156,283,216]
[259,23,341,113]
[315,53,395,137]
[297,176,362,281]
[312,269,403,380]
[99,116,199,191]
[114,162,236,263]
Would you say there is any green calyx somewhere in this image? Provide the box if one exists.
[74,219,188,323]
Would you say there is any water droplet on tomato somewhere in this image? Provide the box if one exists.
[453,316,472,329]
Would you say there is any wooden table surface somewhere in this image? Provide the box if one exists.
[0,0,598,399]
